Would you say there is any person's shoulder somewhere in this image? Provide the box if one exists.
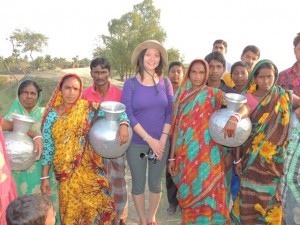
[82,85,93,94]
[205,86,221,94]
[279,68,289,75]
[110,83,122,92]
[123,77,135,85]
[223,72,231,79]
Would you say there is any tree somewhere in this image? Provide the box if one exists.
[167,48,184,64]
[94,0,180,81]
[9,28,48,71]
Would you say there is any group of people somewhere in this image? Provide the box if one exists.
[0,32,300,225]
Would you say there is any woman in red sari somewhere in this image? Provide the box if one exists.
[0,118,17,225]
[168,59,249,225]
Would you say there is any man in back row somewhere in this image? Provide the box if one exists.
[212,39,232,74]
[82,57,128,225]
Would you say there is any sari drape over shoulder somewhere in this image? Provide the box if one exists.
[0,117,17,225]
[232,60,292,225]
[172,59,230,225]
[42,74,115,225]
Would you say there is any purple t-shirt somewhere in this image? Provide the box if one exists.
[122,76,173,144]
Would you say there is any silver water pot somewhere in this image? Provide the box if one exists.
[89,101,132,158]
[4,114,37,171]
[209,93,252,147]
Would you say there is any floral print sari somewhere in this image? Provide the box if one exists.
[232,60,292,225]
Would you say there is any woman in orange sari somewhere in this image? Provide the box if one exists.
[40,73,129,225]
[168,59,249,225]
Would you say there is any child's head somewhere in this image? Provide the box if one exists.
[6,193,56,225]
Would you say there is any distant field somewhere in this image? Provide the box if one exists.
[0,67,124,116]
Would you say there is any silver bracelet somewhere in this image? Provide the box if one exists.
[33,135,43,141]
[119,121,129,127]
[233,158,242,165]
[168,158,175,161]
[40,176,49,180]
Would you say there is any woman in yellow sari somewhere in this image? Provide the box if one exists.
[40,73,129,225]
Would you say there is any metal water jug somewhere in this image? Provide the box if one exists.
[4,114,36,171]
[209,93,252,147]
[89,101,133,158]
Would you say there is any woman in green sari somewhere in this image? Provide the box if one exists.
[5,79,60,224]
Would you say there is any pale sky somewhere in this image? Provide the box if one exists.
[0,0,299,71]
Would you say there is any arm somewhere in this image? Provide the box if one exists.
[116,112,130,146]
[159,79,173,149]
[27,130,43,160]
[223,103,250,138]
[292,93,300,111]
[1,118,13,131]
[40,113,56,194]
[234,146,242,176]
[168,126,179,177]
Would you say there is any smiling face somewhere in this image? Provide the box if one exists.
[19,84,39,112]
[143,48,161,71]
[189,61,206,90]
[60,76,81,105]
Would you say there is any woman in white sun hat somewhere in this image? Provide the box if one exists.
[122,40,173,225]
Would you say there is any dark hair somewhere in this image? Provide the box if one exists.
[204,52,226,68]
[293,32,300,47]
[168,61,185,73]
[137,49,164,81]
[242,45,260,58]
[18,80,42,98]
[187,60,208,79]
[90,57,111,71]
[6,194,53,225]
[254,62,277,78]
[213,39,228,49]
[230,61,250,77]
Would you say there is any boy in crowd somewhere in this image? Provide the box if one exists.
[222,45,260,87]
[6,193,55,225]
[165,61,185,215]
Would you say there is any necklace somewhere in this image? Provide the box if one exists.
[144,70,159,94]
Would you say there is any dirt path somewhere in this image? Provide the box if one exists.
[125,161,181,225]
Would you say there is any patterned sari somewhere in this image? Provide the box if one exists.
[232,60,292,225]
[4,80,61,224]
[42,74,116,225]
[0,117,17,225]
[172,59,230,225]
